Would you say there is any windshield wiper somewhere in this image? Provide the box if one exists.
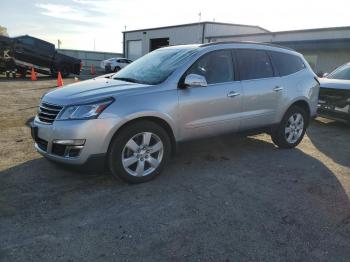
[113,77,140,83]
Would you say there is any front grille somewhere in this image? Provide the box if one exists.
[38,102,63,124]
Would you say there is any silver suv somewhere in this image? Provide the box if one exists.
[31,42,320,183]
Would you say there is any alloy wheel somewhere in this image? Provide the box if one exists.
[121,132,164,177]
[285,113,304,144]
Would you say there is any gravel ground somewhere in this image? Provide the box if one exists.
[0,78,350,261]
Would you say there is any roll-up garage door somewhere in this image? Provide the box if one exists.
[127,40,142,61]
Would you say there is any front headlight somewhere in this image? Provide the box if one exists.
[57,98,114,120]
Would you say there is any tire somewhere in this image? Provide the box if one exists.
[60,66,70,78]
[114,66,121,72]
[50,67,58,78]
[105,65,112,73]
[17,67,27,78]
[271,105,308,149]
[108,120,171,183]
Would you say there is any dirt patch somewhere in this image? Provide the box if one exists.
[0,79,349,261]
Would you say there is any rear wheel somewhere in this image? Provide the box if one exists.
[271,106,308,148]
[60,65,70,78]
[105,64,112,73]
[114,66,121,72]
[50,67,58,78]
[108,120,171,183]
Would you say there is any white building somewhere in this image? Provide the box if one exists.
[123,22,350,74]
[123,22,268,60]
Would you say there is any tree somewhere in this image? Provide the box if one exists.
[0,26,9,36]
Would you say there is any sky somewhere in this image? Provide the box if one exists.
[1,0,350,53]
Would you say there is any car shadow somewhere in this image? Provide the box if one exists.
[307,117,350,167]
[1,135,349,261]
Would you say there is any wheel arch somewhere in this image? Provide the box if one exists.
[107,115,178,156]
[283,98,311,126]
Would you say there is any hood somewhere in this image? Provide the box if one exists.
[43,77,151,105]
[319,78,350,90]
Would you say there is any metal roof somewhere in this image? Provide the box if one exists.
[205,25,350,39]
[123,21,270,34]
[200,41,296,51]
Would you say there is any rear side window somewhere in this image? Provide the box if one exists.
[236,49,274,80]
[17,37,35,46]
[37,40,54,53]
[270,51,305,76]
[187,50,234,84]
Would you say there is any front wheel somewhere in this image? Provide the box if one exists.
[271,106,308,148]
[108,121,171,183]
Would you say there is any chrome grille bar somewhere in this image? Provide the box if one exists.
[38,102,63,124]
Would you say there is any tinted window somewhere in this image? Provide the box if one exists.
[113,47,197,85]
[17,37,35,46]
[236,49,274,80]
[37,40,54,53]
[187,50,234,84]
[327,63,350,80]
[270,51,305,76]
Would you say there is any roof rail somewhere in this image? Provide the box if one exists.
[200,41,296,51]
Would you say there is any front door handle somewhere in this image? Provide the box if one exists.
[273,86,284,92]
[227,91,240,98]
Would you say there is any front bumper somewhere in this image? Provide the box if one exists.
[31,116,121,165]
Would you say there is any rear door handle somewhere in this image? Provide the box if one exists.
[273,86,284,92]
[227,91,240,98]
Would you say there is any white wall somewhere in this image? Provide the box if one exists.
[204,23,267,40]
[58,49,122,68]
[302,49,350,74]
[124,24,203,59]
[124,23,268,59]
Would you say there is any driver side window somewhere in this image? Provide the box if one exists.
[186,50,234,85]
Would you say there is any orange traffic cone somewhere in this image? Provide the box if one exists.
[57,72,63,87]
[31,67,37,81]
[90,64,95,75]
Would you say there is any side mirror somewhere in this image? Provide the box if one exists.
[322,72,329,78]
[184,74,207,88]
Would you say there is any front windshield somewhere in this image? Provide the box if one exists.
[327,63,350,80]
[113,47,198,85]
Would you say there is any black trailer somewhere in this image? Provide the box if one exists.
[0,35,81,78]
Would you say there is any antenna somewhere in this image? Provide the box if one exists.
[198,12,201,22]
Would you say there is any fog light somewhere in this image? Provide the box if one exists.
[53,139,85,146]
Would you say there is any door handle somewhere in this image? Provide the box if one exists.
[227,91,240,98]
[273,86,284,92]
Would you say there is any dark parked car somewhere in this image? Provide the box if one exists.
[318,63,350,123]
[0,35,81,77]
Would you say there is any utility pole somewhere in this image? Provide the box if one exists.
[93,38,96,51]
